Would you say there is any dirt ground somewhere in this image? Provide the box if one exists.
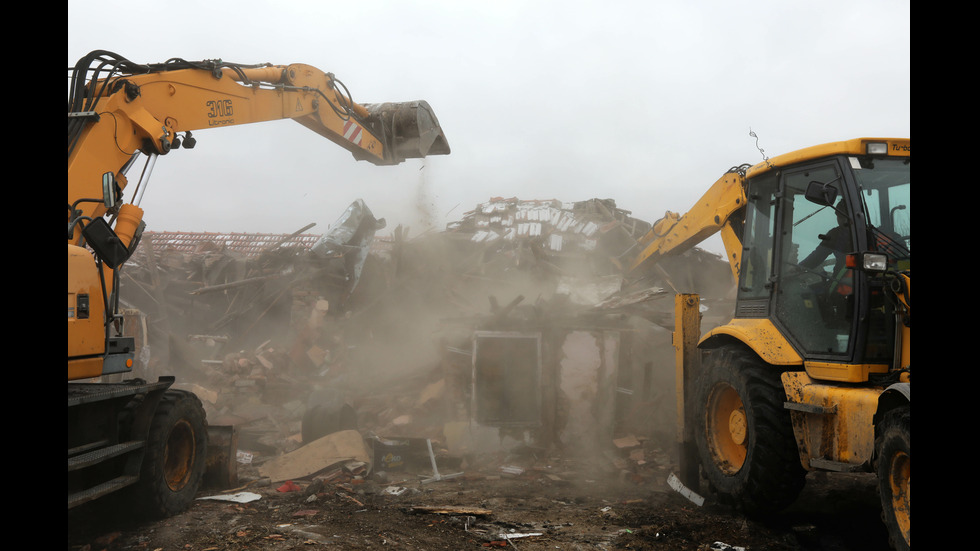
[68,451,892,551]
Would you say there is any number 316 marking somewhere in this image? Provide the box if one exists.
[207,100,234,118]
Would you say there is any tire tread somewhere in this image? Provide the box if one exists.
[136,389,208,518]
[695,345,806,516]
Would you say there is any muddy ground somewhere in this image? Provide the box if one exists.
[69,454,891,551]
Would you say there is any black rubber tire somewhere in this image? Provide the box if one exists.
[693,345,806,517]
[876,406,910,551]
[136,390,208,518]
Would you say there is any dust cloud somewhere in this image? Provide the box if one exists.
[116,195,733,494]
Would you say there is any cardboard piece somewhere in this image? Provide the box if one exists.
[258,430,370,482]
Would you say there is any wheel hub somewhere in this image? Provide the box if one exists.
[164,419,197,491]
[706,383,748,475]
[729,408,747,446]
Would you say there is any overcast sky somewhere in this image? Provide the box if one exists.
[69,0,910,255]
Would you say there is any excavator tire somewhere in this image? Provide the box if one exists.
[876,406,910,551]
[136,390,208,518]
[694,345,806,517]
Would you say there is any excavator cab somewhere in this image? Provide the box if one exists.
[737,143,910,368]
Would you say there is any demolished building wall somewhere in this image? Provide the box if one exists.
[116,196,734,470]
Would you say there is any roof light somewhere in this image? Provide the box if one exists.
[866,142,888,155]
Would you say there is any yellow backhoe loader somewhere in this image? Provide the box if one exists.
[626,138,909,549]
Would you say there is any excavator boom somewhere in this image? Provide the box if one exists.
[68,51,449,229]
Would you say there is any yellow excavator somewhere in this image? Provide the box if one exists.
[627,138,909,550]
[67,50,450,515]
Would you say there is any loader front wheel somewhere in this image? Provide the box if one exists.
[876,407,910,551]
[694,346,805,517]
[137,390,208,518]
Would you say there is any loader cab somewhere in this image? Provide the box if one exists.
[736,139,910,368]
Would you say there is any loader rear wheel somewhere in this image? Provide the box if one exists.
[694,346,805,517]
[876,407,910,551]
[137,390,208,518]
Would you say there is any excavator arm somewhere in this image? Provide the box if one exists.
[68,51,449,228]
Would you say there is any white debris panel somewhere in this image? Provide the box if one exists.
[451,197,650,259]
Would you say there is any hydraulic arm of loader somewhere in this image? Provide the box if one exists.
[627,168,747,283]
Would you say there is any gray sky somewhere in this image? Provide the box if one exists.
[69,0,910,255]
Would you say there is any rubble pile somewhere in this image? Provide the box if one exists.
[445,197,650,276]
[116,196,734,488]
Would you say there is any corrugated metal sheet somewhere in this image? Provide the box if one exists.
[140,231,320,257]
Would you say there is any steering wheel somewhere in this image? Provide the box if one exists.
[783,263,834,286]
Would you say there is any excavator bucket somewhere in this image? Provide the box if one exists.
[362,101,451,163]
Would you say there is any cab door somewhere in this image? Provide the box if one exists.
[771,160,858,359]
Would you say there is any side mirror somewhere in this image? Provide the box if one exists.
[804,180,838,207]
